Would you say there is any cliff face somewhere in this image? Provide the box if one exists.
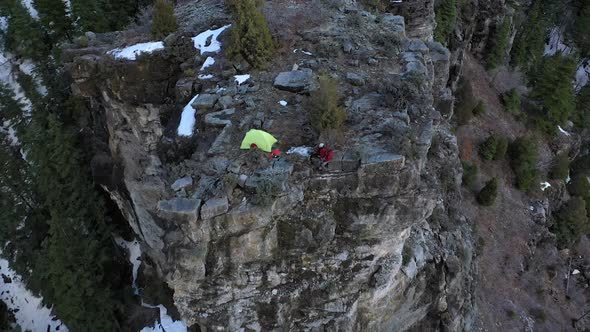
[66,4,474,331]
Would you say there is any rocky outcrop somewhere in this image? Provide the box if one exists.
[66,6,475,332]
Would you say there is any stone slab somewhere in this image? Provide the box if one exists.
[200,196,229,220]
[157,198,201,223]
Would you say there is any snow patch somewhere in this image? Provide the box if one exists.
[573,269,580,275]
[287,146,311,157]
[557,125,571,136]
[198,74,213,80]
[20,0,39,19]
[108,41,165,60]
[0,258,68,332]
[0,17,8,31]
[177,95,199,137]
[140,304,187,332]
[544,27,572,56]
[234,74,250,85]
[114,237,141,294]
[278,100,288,107]
[200,56,215,70]
[192,25,231,54]
[576,60,590,91]
[293,49,313,56]
[540,182,551,191]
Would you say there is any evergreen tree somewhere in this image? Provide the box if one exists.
[472,100,485,116]
[227,0,276,69]
[573,0,590,55]
[479,135,498,161]
[3,0,48,61]
[33,0,72,42]
[70,0,109,32]
[530,54,577,132]
[568,174,590,197]
[151,0,177,39]
[502,88,521,114]
[511,0,547,70]
[487,18,511,69]
[574,84,590,130]
[494,137,509,161]
[478,178,499,206]
[550,153,570,180]
[461,161,478,191]
[433,0,457,46]
[553,196,589,247]
[509,137,540,191]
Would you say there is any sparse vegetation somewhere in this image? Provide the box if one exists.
[509,137,540,192]
[253,178,281,206]
[151,0,178,38]
[309,75,347,133]
[486,18,511,69]
[529,307,548,322]
[550,153,570,180]
[472,100,485,116]
[502,89,521,114]
[479,136,499,161]
[478,178,499,206]
[227,0,276,69]
[462,161,479,190]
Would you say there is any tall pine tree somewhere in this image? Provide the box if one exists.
[3,0,48,61]
[33,0,73,42]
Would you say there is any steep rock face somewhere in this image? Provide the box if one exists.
[66,8,474,331]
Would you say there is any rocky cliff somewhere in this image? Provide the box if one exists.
[65,3,475,331]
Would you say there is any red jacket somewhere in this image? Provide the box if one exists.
[317,146,334,162]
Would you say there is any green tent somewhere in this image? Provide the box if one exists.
[240,129,277,152]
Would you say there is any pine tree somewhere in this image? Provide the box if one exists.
[531,54,577,132]
[509,137,540,191]
[494,137,509,161]
[479,135,498,161]
[478,178,499,206]
[574,85,590,130]
[151,0,178,39]
[4,0,48,61]
[511,0,547,70]
[70,0,109,32]
[33,0,72,42]
[227,0,276,69]
[433,0,457,46]
[553,196,589,247]
[573,0,590,54]
[487,18,511,69]
[550,153,570,180]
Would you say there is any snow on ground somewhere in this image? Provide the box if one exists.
[576,60,590,91]
[140,304,187,332]
[278,100,288,107]
[544,27,572,56]
[0,17,7,31]
[116,240,187,332]
[62,0,71,13]
[200,56,215,70]
[20,0,39,19]
[234,74,250,85]
[108,42,165,60]
[0,258,67,332]
[114,237,141,294]
[192,25,231,54]
[293,49,313,56]
[287,146,311,157]
[198,74,213,80]
[177,95,199,137]
[540,182,552,191]
[557,125,571,136]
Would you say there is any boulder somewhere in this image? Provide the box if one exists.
[175,77,195,103]
[218,95,234,109]
[346,73,365,86]
[171,176,193,191]
[204,108,235,127]
[273,69,315,93]
[200,196,229,219]
[157,198,201,223]
[192,94,218,112]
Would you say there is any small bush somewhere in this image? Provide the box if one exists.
[506,309,517,320]
[478,178,498,206]
[503,89,521,114]
[151,0,178,38]
[553,196,589,248]
[461,161,478,190]
[472,100,485,116]
[509,137,540,191]
[183,68,196,77]
[550,153,570,180]
[77,35,89,48]
[494,137,509,160]
[309,75,346,133]
[479,136,498,161]
[529,307,548,322]
[227,0,276,69]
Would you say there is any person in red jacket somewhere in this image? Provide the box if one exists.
[312,143,333,169]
